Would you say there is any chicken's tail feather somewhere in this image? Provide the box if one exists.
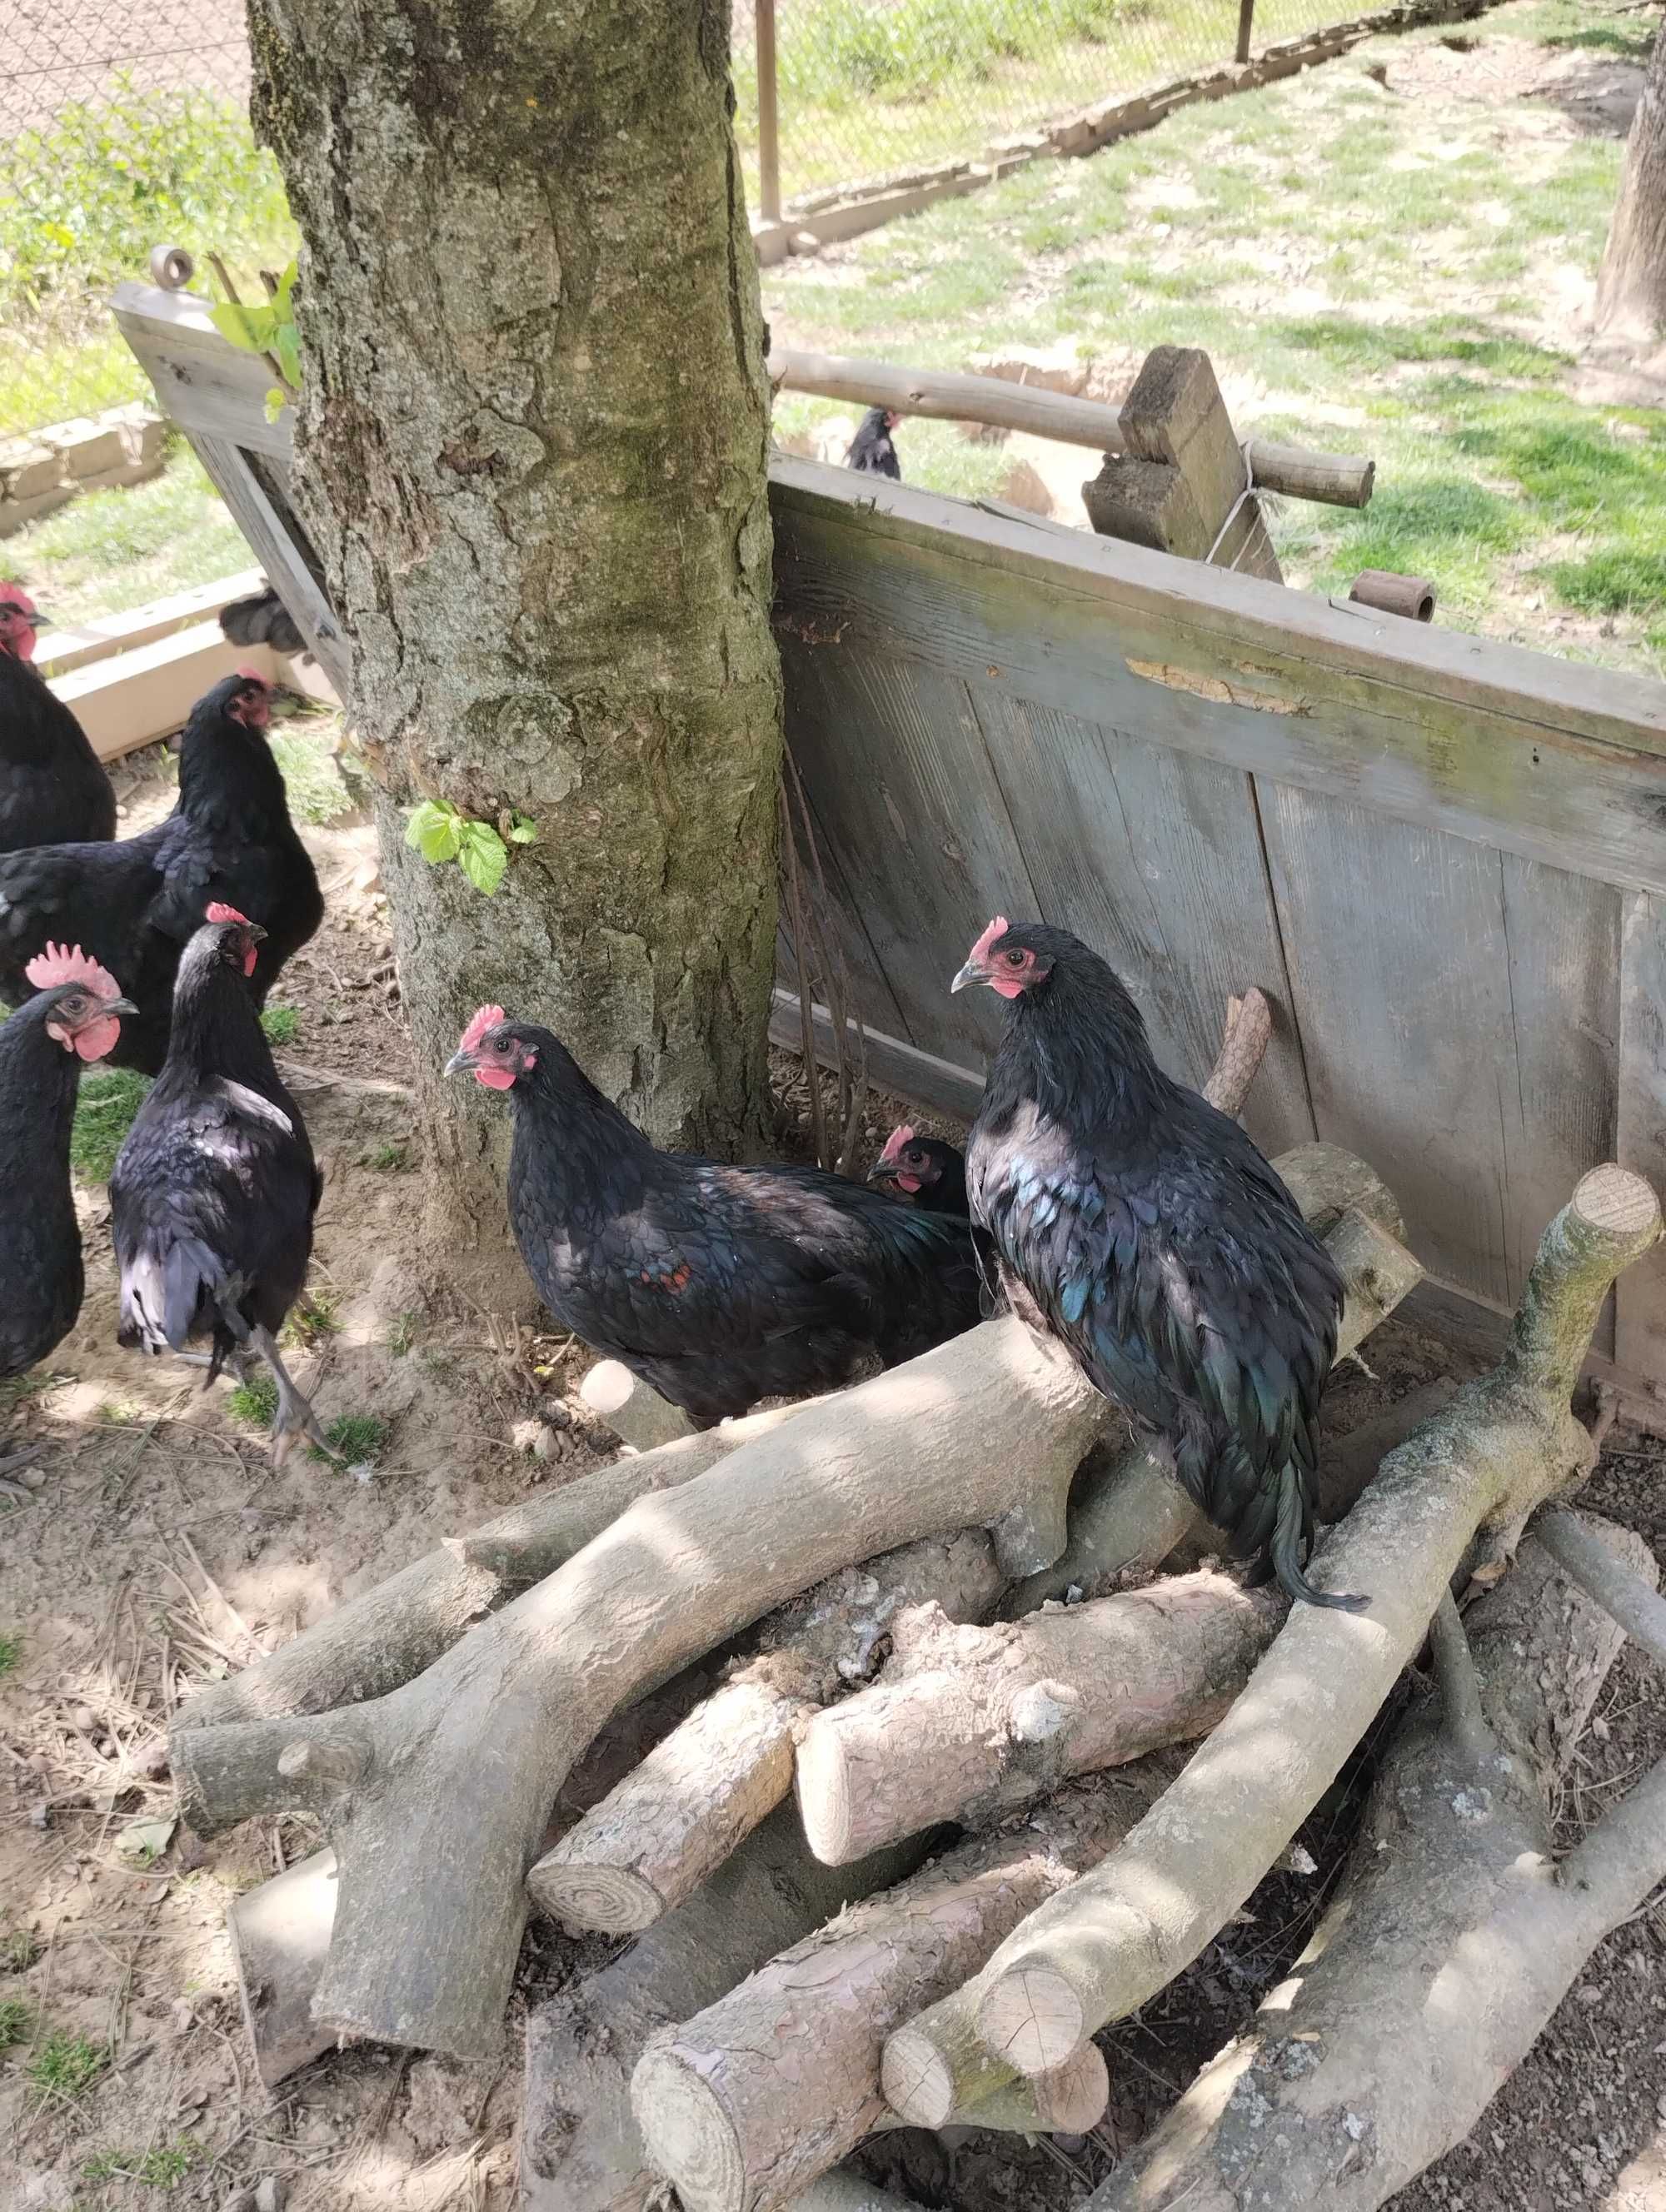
[117,1236,230,1358]
[1268,1463,1368,1612]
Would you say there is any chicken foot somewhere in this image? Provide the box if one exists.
[207,1295,336,1464]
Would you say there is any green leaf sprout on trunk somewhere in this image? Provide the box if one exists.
[405,800,538,897]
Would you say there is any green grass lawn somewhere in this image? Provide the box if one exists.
[0,450,253,624]
[765,0,1666,676]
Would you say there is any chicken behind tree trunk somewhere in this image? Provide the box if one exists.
[954,917,1363,1611]
[446,1006,986,1426]
[0,947,137,1380]
[110,905,328,1462]
[868,1124,970,1217]
[0,670,322,1072]
[0,583,116,854]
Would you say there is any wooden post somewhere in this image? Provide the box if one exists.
[756,0,782,224]
[1236,0,1256,63]
[1081,346,1283,583]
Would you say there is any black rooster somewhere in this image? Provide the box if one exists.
[0,670,322,1072]
[0,581,116,853]
[0,945,136,1381]
[954,917,1361,1610]
[111,906,327,1462]
[220,585,306,660]
[446,1006,985,1425]
[868,1123,970,1217]
[846,406,901,479]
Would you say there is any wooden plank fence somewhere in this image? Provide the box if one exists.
[112,284,1666,1387]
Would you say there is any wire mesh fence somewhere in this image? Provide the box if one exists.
[4,0,1381,444]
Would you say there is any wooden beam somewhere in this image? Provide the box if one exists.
[769,347,1373,508]
[37,569,267,677]
[51,622,280,763]
[769,988,985,1122]
[766,461,1666,899]
[186,434,350,697]
[111,281,292,461]
[755,0,781,224]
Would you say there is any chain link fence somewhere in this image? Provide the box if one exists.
[4,0,1382,444]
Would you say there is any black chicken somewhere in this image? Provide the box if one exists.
[220,585,306,660]
[0,945,136,1382]
[953,917,1361,1610]
[446,1006,985,1425]
[868,1123,970,1217]
[110,906,327,1462]
[0,670,322,1072]
[846,406,901,479]
[0,581,117,854]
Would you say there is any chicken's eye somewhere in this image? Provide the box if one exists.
[1001,949,1026,968]
[491,1038,511,1054]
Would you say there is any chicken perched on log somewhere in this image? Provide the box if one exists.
[0,945,136,1380]
[954,918,1360,1609]
[0,670,322,1072]
[110,905,327,1461]
[0,582,116,853]
[868,1124,970,1217]
[447,1008,985,1425]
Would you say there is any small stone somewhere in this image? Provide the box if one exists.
[1577,1984,1602,2007]
[28,1801,50,1829]
[255,2179,286,2212]
[510,1419,545,1456]
[70,1705,97,1734]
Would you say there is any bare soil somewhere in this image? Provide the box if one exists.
[2,741,1662,2210]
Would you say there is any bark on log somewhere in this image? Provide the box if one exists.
[889,1166,1660,2098]
[176,1399,812,1732]
[581,1360,697,1450]
[227,1848,340,2090]
[1199,988,1271,1118]
[531,1529,1003,1932]
[1594,20,1666,340]
[796,1572,1280,1864]
[1004,1177,1422,1616]
[788,2176,925,2212]
[1087,1517,1663,2210]
[171,1310,1107,2057]
[522,1805,926,2212]
[631,1762,1183,2212]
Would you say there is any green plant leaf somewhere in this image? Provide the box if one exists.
[506,813,539,844]
[405,799,463,864]
[272,257,299,318]
[210,299,278,355]
[263,386,286,424]
[457,825,507,896]
[274,323,302,389]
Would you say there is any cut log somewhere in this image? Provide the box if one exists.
[1087,1517,1662,2210]
[227,1848,339,2090]
[522,1804,927,2212]
[787,2175,925,2212]
[172,1309,1109,2057]
[796,1570,1280,1864]
[531,1528,1003,1933]
[888,1166,1660,2100]
[581,1359,698,1449]
[631,1761,1182,2212]
[1003,1173,1423,1616]
[175,1396,816,1732]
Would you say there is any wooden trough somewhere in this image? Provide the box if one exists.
[111,281,1666,1392]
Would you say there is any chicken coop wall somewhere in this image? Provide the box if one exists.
[111,282,1666,1391]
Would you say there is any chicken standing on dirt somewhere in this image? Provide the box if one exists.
[0,582,116,854]
[868,1123,970,1217]
[954,917,1360,1610]
[0,670,322,1072]
[0,946,136,1384]
[110,905,328,1462]
[447,1006,986,1426]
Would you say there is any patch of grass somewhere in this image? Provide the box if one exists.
[1547,548,1666,619]
[1,453,255,630]
[1,1928,40,1972]
[260,1005,301,1049]
[287,1288,341,1348]
[97,1400,145,1427]
[0,1370,66,1419]
[314,1412,390,1466]
[83,2137,201,2189]
[26,2029,107,2099]
[0,1633,21,1679]
[0,1996,32,2048]
[388,1311,419,1358]
[70,1069,150,1185]
[363,1139,413,1173]
[227,1372,278,1431]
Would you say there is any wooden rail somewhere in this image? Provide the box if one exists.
[768,347,1375,508]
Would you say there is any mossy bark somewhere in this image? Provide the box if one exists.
[246,0,782,1264]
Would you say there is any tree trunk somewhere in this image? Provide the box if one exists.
[247,0,783,1264]
[1595,22,1666,339]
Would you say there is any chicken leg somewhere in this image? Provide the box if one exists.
[210,1294,335,1464]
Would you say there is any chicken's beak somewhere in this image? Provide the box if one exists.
[866,1157,901,1184]
[443,1049,475,1079]
[104,998,141,1019]
[950,958,985,994]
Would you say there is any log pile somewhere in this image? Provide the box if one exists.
[165,999,1666,2212]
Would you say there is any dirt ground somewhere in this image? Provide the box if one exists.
[2,735,1664,2211]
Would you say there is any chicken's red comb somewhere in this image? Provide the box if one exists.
[460,1004,506,1057]
[24,942,120,999]
[0,581,35,614]
[877,1123,916,1166]
[967,914,1011,966]
[205,902,252,926]
[235,665,266,685]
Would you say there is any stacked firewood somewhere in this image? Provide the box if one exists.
[166,1004,1666,2212]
